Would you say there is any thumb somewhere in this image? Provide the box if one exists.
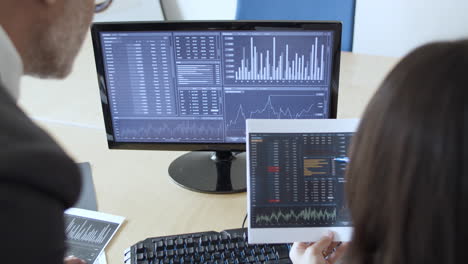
[306,231,334,256]
[64,256,87,264]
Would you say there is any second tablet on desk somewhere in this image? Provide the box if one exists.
[246,119,359,243]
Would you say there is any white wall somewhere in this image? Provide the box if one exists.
[94,0,164,22]
[94,0,236,22]
[353,0,468,57]
[161,0,237,20]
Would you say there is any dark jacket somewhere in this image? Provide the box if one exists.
[0,85,81,263]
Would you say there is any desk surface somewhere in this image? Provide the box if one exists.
[18,36,399,264]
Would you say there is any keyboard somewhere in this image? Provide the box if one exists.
[124,228,292,264]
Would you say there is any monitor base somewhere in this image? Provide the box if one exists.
[168,151,246,194]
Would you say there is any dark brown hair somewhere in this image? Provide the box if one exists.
[345,40,467,264]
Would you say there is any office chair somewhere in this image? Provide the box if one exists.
[236,0,356,51]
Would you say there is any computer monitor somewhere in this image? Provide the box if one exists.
[91,21,342,194]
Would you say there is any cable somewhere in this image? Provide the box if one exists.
[159,0,168,20]
[242,214,248,229]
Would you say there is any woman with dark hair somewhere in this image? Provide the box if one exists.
[290,39,467,264]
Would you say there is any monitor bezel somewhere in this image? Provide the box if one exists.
[91,21,342,152]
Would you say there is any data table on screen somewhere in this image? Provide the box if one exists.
[249,133,352,228]
[99,30,335,143]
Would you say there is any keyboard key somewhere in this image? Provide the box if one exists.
[137,243,145,253]
[175,238,184,246]
[263,247,273,254]
[230,234,240,242]
[155,241,165,251]
[200,236,209,246]
[185,238,194,247]
[210,235,219,242]
[239,250,246,258]
[267,253,277,260]
[197,246,205,253]
[236,242,245,249]
[273,246,290,258]
[212,252,222,260]
[253,247,262,255]
[165,240,175,249]
[258,255,265,262]
[221,234,229,242]
[208,245,216,253]
[186,247,195,255]
[137,253,145,260]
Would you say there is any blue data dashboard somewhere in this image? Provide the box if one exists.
[100,31,335,143]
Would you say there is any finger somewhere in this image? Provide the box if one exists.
[324,242,341,256]
[293,242,313,250]
[65,260,86,264]
[328,242,349,264]
[306,232,334,257]
[290,242,309,262]
[64,256,87,264]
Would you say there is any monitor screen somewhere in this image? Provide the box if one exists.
[246,119,357,242]
[92,21,341,151]
[249,132,352,228]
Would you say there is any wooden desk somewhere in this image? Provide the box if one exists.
[17,36,399,264]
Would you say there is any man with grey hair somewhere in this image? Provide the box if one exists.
[0,0,111,263]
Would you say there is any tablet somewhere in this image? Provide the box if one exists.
[246,119,359,243]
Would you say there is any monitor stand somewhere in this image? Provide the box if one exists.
[168,151,246,194]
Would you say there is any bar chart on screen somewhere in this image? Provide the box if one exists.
[66,218,117,245]
[223,32,333,85]
[64,208,124,264]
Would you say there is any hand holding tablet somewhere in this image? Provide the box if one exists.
[289,232,349,264]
